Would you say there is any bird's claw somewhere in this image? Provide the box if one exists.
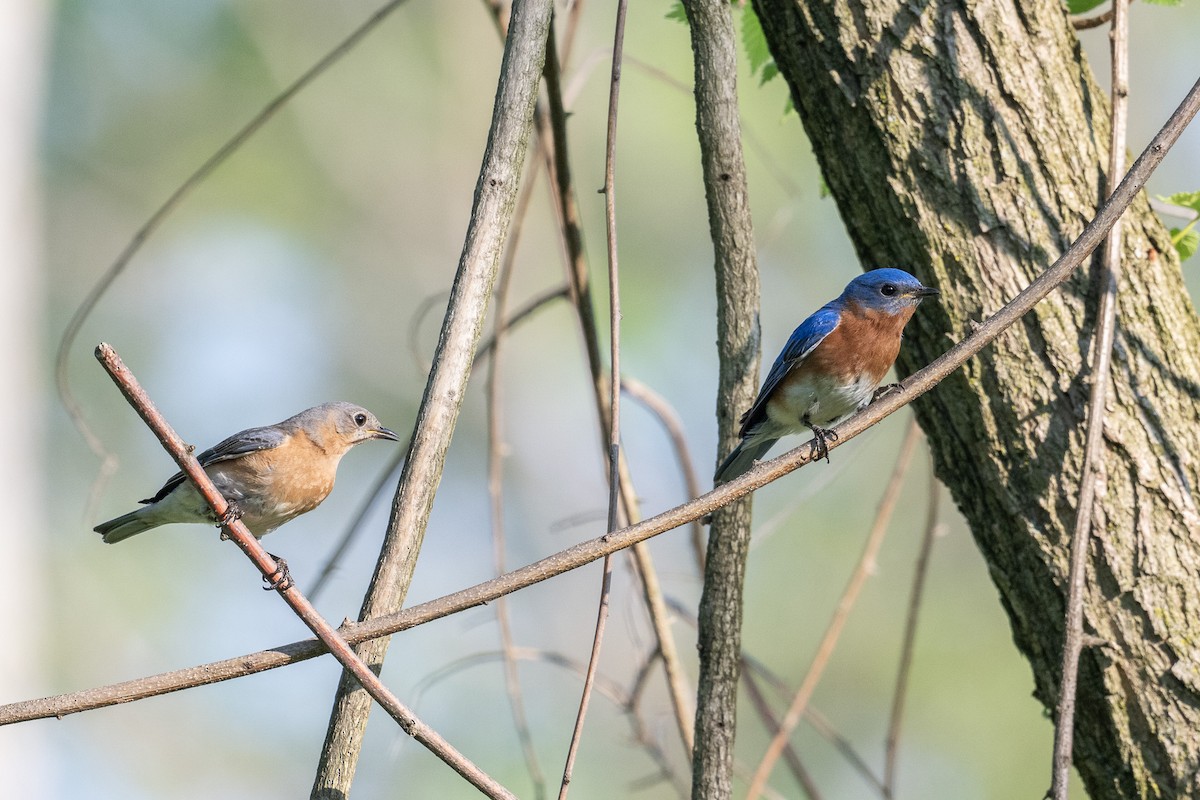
[263,555,294,592]
[808,426,838,463]
[216,502,243,540]
[871,383,901,403]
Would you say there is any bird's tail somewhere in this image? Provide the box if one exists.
[94,509,161,544]
[714,436,778,484]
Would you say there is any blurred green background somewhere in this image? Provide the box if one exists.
[3,0,1198,797]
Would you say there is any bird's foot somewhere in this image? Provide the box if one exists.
[216,502,243,540]
[263,554,294,592]
[808,425,838,463]
[871,382,902,403]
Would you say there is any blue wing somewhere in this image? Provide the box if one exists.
[738,305,841,437]
[140,425,288,504]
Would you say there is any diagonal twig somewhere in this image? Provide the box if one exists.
[93,343,515,800]
[746,419,921,800]
[9,78,1200,729]
[1050,0,1130,796]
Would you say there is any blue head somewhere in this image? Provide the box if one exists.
[840,268,939,314]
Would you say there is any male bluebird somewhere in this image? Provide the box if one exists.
[94,402,399,543]
[714,268,938,483]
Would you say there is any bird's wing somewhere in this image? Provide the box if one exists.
[139,425,289,504]
[738,305,841,437]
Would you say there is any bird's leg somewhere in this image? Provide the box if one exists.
[262,553,294,592]
[803,415,838,463]
[215,502,243,541]
[871,382,902,403]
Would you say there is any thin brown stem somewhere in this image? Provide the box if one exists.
[486,145,548,797]
[883,451,942,797]
[557,3,629,795]
[742,669,823,799]
[540,7,697,766]
[93,344,515,800]
[1050,1,1129,796]
[747,420,921,800]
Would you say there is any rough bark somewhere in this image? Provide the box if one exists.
[751,0,1200,796]
[681,0,762,798]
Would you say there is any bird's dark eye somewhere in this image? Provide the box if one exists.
[354,413,367,426]
[880,284,897,297]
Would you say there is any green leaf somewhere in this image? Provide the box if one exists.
[1157,190,1200,214]
[1142,0,1183,6]
[1171,227,1199,262]
[1065,0,1107,13]
[759,62,778,86]
[742,5,772,76]
[665,2,687,22]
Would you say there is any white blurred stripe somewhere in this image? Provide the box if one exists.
[0,0,49,796]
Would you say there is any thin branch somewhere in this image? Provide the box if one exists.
[8,82,1200,727]
[558,4,629,796]
[59,0,412,522]
[746,420,921,800]
[93,344,515,800]
[883,452,942,797]
[1051,1,1129,796]
[311,0,554,794]
[1072,8,1114,29]
[621,376,708,573]
[742,670,823,800]
[486,141,548,798]
[539,11,697,766]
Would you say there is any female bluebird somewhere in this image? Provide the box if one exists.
[715,268,938,483]
[95,402,399,543]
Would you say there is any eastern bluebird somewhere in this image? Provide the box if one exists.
[714,268,938,483]
[94,402,399,543]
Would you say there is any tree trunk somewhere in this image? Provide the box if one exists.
[752,0,1200,796]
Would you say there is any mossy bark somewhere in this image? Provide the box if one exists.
[752,0,1200,796]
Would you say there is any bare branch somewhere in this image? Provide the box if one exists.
[311,0,554,793]
[1051,1,1130,796]
[558,3,630,795]
[93,344,515,800]
[746,419,921,800]
[884,448,942,796]
[486,137,548,797]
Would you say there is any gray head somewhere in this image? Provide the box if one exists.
[286,402,400,451]
[841,268,939,315]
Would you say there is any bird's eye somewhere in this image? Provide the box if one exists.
[880,284,897,297]
[354,413,367,426]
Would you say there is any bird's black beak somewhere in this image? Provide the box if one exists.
[371,426,400,442]
[911,285,940,300]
